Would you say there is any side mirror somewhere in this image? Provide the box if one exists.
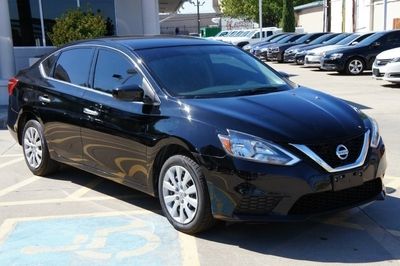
[372,41,381,47]
[112,84,144,102]
[351,41,358,46]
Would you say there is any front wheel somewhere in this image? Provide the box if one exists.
[22,120,59,176]
[346,58,365,75]
[158,155,214,234]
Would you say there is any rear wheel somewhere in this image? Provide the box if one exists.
[346,58,365,75]
[22,120,59,176]
[158,155,214,234]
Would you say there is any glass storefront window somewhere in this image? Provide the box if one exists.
[8,0,42,46]
[8,0,115,47]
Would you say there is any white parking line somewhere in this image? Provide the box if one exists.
[0,176,41,197]
[179,232,200,266]
[0,157,24,169]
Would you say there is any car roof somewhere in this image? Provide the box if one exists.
[68,35,227,51]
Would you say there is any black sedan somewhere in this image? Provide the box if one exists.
[321,30,400,75]
[254,33,302,59]
[292,33,352,65]
[284,33,338,63]
[7,36,386,234]
[266,32,329,62]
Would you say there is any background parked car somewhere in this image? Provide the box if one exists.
[252,33,297,59]
[372,47,400,80]
[243,33,288,52]
[293,33,350,65]
[304,32,374,67]
[283,33,335,63]
[265,32,328,63]
[321,30,400,75]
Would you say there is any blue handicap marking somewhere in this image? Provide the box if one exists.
[0,213,182,266]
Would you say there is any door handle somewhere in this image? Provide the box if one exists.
[83,108,99,116]
[38,95,51,103]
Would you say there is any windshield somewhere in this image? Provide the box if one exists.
[336,34,360,45]
[294,34,312,43]
[309,34,335,45]
[138,45,289,99]
[216,31,229,37]
[276,34,296,44]
[357,32,386,45]
[244,30,256,37]
[323,33,351,45]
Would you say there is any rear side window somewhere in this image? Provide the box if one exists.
[93,49,141,93]
[53,48,94,87]
[41,53,58,76]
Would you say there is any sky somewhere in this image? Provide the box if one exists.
[178,0,216,14]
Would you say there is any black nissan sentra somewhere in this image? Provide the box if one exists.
[7,37,386,234]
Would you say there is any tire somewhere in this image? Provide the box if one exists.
[345,57,365,75]
[158,155,214,234]
[22,120,59,176]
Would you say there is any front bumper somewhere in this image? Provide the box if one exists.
[372,63,388,80]
[283,53,296,62]
[295,54,306,64]
[304,55,322,67]
[382,63,400,83]
[320,57,346,71]
[197,141,386,222]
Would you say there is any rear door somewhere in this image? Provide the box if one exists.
[80,47,152,189]
[38,47,94,163]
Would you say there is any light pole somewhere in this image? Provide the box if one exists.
[190,0,205,36]
[259,0,262,40]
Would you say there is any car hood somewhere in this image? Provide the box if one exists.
[376,47,400,60]
[308,45,343,55]
[286,44,309,52]
[182,87,365,144]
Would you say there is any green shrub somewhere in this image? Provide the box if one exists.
[49,9,107,46]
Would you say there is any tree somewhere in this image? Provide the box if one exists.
[49,9,107,46]
[220,0,314,27]
[281,0,295,32]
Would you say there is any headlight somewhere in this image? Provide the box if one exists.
[329,53,343,59]
[272,47,279,52]
[370,118,381,148]
[243,44,251,50]
[390,57,400,63]
[260,47,269,52]
[218,130,300,165]
[292,49,299,54]
[296,50,306,55]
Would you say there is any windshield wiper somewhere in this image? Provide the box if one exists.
[226,87,281,97]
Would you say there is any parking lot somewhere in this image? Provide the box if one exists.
[1,64,400,266]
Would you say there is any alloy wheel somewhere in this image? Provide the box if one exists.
[162,165,198,224]
[348,59,364,75]
[23,127,43,169]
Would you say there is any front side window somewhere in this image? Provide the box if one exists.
[93,49,141,93]
[138,45,289,99]
[53,48,94,87]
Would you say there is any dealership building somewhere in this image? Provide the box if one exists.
[0,0,188,105]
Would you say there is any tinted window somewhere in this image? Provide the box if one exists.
[53,48,94,86]
[309,34,335,45]
[42,53,58,76]
[386,32,400,44]
[93,49,140,93]
[138,45,288,98]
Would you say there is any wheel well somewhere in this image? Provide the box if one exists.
[17,112,38,144]
[151,144,196,197]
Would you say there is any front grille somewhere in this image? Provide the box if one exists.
[289,178,382,215]
[307,134,364,168]
[234,195,282,215]
[375,59,391,66]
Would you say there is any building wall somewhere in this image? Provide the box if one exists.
[160,13,218,35]
[330,0,400,32]
[296,6,324,32]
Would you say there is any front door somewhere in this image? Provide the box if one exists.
[80,48,152,189]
